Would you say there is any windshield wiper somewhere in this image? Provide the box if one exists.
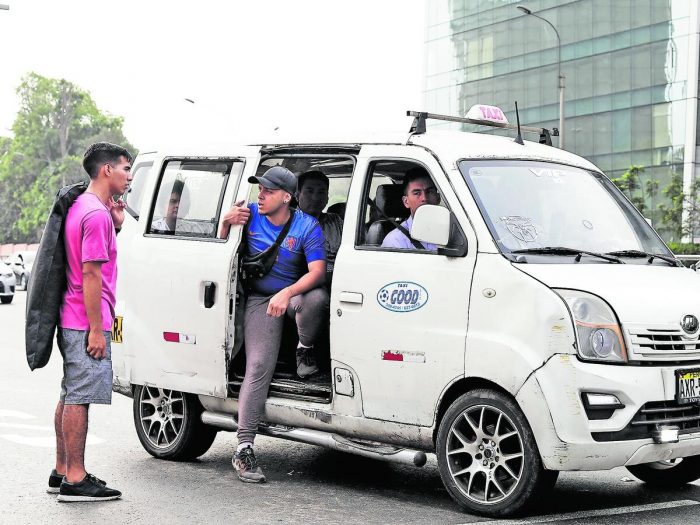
[605,249,680,266]
[511,246,624,264]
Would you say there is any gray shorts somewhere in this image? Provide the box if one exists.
[57,328,113,405]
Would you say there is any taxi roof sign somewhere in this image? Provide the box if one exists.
[407,105,557,146]
[466,104,509,125]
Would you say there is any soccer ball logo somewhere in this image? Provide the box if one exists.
[379,290,389,303]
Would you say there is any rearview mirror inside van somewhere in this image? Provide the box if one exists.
[412,204,450,246]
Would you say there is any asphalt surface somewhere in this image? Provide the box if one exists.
[2,292,700,524]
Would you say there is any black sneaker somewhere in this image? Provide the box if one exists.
[296,346,319,378]
[57,473,121,502]
[232,447,266,483]
[48,470,106,494]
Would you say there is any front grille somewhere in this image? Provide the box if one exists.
[592,400,700,442]
[627,324,700,361]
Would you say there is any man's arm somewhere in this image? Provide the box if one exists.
[266,260,326,317]
[219,200,251,238]
[83,261,106,359]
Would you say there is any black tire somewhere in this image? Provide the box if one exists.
[436,389,558,517]
[626,456,700,487]
[1,296,12,304]
[133,385,218,461]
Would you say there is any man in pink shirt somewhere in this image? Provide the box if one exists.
[51,143,132,502]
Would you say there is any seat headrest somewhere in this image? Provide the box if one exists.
[375,184,408,219]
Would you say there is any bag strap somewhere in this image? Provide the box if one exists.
[243,207,295,246]
[271,209,295,247]
[366,197,425,250]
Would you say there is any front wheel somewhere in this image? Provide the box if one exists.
[133,385,218,460]
[627,456,700,487]
[1,296,12,304]
[436,389,557,517]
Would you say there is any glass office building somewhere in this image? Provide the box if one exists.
[425,0,699,241]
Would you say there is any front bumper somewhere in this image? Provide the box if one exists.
[517,353,700,471]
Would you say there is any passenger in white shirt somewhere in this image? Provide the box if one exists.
[381,167,441,251]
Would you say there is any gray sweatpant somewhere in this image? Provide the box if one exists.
[237,287,329,444]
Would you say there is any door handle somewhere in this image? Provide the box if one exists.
[204,281,216,308]
[339,292,363,305]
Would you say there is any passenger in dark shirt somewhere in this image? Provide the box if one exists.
[296,170,343,287]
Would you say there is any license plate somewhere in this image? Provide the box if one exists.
[676,368,700,404]
[111,316,123,344]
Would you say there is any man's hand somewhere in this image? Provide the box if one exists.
[267,288,292,317]
[108,197,126,230]
[87,328,107,359]
[219,200,250,238]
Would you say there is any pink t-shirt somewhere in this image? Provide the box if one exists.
[59,192,117,332]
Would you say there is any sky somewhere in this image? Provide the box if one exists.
[0,0,427,151]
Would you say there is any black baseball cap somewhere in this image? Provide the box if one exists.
[248,166,297,194]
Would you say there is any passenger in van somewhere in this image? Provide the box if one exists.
[381,167,440,251]
[296,170,343,286]
[219,166,329,483]
[151,179,185,233]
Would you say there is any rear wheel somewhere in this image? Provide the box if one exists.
[133,385,217,460]
[626,456,700,487]
[1,296,12,304]
[436,389,557,517]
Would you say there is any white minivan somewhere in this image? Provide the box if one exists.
[113,108,700,517]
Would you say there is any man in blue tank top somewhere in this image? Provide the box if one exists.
[219,166,328,484]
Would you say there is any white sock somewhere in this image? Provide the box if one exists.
[237,442,253,453]
[297,342,312,350]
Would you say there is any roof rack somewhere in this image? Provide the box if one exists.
[407,110,557,146]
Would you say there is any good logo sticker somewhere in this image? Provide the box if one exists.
[377,282,429,313]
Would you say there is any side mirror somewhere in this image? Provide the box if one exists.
[411,204,450,246]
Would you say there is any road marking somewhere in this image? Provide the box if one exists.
[0,410,104,447]
[0,409,35,419]
[459,500,700,525]
[0,434,105,447]
[0,422,53,431]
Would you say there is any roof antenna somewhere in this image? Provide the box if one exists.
[514,101,524,145]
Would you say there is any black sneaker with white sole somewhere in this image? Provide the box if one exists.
[296,346,319,379]
[48,470,106,494]
[232,447,266,483]
[57,474,121,502]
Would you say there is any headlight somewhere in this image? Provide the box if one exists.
[554,289,627,363]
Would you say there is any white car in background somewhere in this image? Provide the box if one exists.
[0,259,16,304]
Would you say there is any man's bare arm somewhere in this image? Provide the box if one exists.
[83,261,106,359]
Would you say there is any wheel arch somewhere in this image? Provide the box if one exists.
[433,376,518,446]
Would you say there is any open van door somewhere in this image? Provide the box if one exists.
[115,147,260,398]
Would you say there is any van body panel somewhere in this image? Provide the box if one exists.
[331,145,477,426]
[114,148,261,398]
[516,263,700,326]
[466,253,577,394]
[198,395,435,450]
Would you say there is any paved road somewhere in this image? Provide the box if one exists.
[2,292,700,524]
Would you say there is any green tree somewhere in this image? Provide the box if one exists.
[0,72,135,243]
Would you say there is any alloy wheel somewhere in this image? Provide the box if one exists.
[446,404,524,505]
[138,387,186,449]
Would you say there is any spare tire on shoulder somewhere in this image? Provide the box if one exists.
[25,182,87,371]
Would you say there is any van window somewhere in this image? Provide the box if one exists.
[124,163,152,219]
[147,160,242,239]
[357,160,462,252]
[460,160,671,256]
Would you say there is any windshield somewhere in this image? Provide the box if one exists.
[459,160,670,258]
